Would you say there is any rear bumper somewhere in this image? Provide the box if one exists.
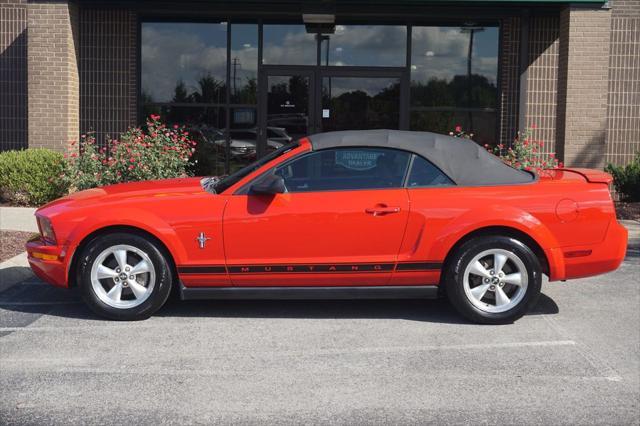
[25,238,69,288]
[552,220,628,281]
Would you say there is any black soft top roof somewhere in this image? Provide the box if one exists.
[308,129,534,186]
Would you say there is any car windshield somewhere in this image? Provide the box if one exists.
[208,141,300,194]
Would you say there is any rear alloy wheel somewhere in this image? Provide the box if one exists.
[78,233,173,320]
[445,236,542,324]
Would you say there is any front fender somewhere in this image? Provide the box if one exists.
[62,207,188,282]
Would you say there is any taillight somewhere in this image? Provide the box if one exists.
[37,215,57,245]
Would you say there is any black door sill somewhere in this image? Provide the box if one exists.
[180,285,439,300]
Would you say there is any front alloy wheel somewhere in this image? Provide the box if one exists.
[90,244,156,309]
[78,232,173,320]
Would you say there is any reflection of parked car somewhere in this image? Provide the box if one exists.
[266,127,293,145]
[230,128,290,151]
[190,126,256,159]
[190,126,292,158]
[267,114,308,137]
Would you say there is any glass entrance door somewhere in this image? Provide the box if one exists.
[259,67,406,155]
[259,68,315,157]
[320,75,402,132]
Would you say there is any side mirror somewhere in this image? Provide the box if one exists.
[250,174,286,195]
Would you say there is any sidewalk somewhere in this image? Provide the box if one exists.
[1,207,37,290]
[0,206,37,232]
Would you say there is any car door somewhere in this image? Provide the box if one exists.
[223,147,412,286]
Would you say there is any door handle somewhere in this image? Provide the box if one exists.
[365,205,401,216]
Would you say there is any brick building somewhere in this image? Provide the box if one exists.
[1,0,638,174]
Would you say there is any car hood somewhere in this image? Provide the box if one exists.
[39,177,205,212]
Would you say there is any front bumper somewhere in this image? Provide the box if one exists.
[25,237,69,288]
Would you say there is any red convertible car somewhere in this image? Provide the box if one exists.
[26,130,627,324]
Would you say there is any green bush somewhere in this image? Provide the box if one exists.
[605,153,640,202]
[0,149,69,206]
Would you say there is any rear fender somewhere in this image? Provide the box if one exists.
[426,205,565,280]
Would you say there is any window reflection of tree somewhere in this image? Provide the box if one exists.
[323,82,400,131]
[410,73,497,143]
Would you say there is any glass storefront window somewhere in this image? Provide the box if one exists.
[139,20,502,174]
[410,26,499,144]
[319,25,407,67]
[141,22,228,103]
[263,25,317,65]
[230,24,258,104]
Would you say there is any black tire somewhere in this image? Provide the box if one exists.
[76,232,173,320]
[445,235,542,324]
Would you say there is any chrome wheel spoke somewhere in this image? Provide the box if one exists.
[107,283,122,302]
[128,280,148,299]
[96,264,118,280]
[130,259,151,275]
[494,253,508,274]
[469,261,491,279]
[503,273,523,287]
[470,283,491,301]
[113,249,128,270]
[91,244,156,309]
[494,286,511,306]
[463,248,529,314]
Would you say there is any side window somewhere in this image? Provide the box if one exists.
[275,148,411,192]
[407,155,454,187]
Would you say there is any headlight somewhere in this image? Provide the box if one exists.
[37,215,57,245]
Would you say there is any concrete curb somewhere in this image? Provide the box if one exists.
[0,207,38,232]
[0,252,33,293]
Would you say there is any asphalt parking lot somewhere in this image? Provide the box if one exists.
[1,248,638,425]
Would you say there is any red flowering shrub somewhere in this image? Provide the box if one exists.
[486,126,562,173]
[450,124,562,173]
[63,115,196,191]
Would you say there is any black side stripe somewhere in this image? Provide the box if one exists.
[395,262,443,271]
[178,262,442,275]
[178,266,226,274]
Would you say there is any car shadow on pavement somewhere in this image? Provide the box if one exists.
[0,280,559,324]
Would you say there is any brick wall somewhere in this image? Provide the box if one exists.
[605,1,640,166]
[0,0,27,151]
[523,15,560,156]
[556,6,611,168]
[498,17,520,146]
[611,0,640,16]
[79,8,138,146]
[27,0,79,152]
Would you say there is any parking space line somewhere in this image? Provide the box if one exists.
[543,315,623,382]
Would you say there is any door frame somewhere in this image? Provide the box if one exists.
[316,66,409,133]
[258,65,317,158]
[258,65,409,157]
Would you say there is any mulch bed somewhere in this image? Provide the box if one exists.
[0,230,36,262]
[615,201,640,221]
